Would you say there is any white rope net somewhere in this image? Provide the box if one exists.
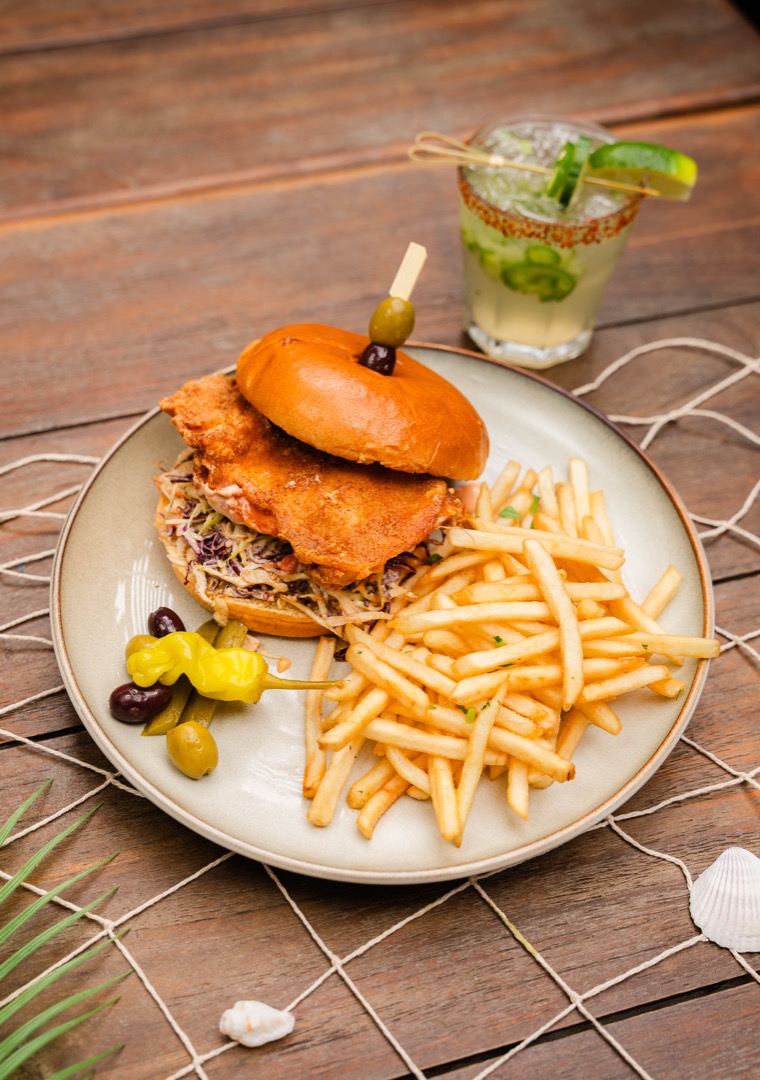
[1,338,758,1078]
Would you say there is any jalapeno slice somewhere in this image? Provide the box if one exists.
[502,262,576,302]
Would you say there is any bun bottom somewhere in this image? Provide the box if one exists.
[155,498,331,639]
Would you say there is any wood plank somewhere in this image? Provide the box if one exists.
[0,0,344,51]
[2,0,759,215]
[440,984,760,1079]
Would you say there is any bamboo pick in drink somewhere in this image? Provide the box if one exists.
[409,131,662,198]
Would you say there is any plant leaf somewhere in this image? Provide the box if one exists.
[0,780,53,848]
[0,854,117,949]
[0,886,117,983]
[0,997,120,1080]
[45,1043,126,1080]
[0,802,102,908]
[0,969,129,1066]
[0,782,129,1078]
[0,929,129,1030]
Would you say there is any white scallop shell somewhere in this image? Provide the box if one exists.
[689,847,760,952]
[219,1000,295,1047]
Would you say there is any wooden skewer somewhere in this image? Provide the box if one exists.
[409,131,660,198]
[389,241,428,301]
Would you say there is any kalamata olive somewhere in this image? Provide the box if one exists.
[148,607,186,637]
[358,342,396,375]
[109,682,173,724]
[368,296,415,347]
[166,720,219,779]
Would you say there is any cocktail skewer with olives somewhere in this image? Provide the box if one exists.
[359,241,428,374]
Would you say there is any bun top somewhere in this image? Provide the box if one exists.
[235,324,489,481]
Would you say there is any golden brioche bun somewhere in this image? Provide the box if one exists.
[235,323,489,481]
[155,497,331,638]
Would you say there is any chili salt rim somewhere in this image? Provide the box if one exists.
[458,169,642,248]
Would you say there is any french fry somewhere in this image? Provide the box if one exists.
[301,453,719,847]
[569,457,591,526]
[648,676,687,699]
[357,770,410,839]
[346,625,457,698]
[577,664,671,703]
[556,482,578,537]
[488,459,522,512]
[556,707,591,759]
[642,565,684,619]
[487,727,574,782]
[448,527,625,571]
[348,758,395,809]
[428,755,460,841]
[523,538,584,711]
[453,629,560,678]
[303,635,336,798]
[392,600,552,638]
[575,700,622,735]
[346,643,430,716]
[385,746,431,795]
[318,686,389,752]
[307,736,365,827]
[475,481,493,520]
[506,757,530,819]
[456,691,505,844]
[537,465,559,524]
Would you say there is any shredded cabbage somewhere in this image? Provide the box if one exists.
[156,456,428,632]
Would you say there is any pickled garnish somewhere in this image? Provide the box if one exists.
[501,244,576,302]
[359,341,396,375]
[368,296,416,347]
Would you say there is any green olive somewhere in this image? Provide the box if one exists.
[166,720,219,779]
[368,297,416,348]
[125,634,157,660]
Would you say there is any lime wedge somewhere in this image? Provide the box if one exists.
[546,136,593,208]
[586,141,698,201]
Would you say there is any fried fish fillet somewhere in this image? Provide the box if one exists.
[159,373,461,588]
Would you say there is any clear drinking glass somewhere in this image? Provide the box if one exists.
[459,115,642,369]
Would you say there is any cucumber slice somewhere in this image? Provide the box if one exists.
[546,136,593,208]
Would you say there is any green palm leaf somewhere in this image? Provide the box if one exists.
[0,780,131,1076]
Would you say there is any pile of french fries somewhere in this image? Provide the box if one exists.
[302,457,720,847]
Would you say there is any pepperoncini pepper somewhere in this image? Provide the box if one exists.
[126,631,339,704]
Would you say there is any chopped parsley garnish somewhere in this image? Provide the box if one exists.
[499,505,521,520]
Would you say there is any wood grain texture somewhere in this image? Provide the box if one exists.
[1,2,758,1077]
[1,108,759,438]
[2,0,759,214]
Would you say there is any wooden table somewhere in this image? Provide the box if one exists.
[2,2,758,1077]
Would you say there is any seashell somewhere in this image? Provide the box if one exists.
[219,999,295,1047]
[689,846,760,952]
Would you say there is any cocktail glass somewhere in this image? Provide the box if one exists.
[458,115,642,369]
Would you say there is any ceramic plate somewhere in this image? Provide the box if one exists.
[51,344,713,885]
